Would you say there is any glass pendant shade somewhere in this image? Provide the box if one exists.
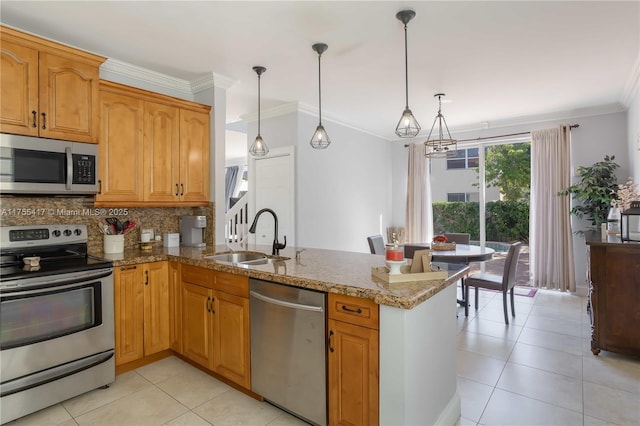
[395,107,421,138]
[249,134,269,156]
[424,93,457,158]
[395,9,420,138]
[310,43,331,149]
[310,124,331,149]
[250,66,269,157]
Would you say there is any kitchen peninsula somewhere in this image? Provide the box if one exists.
[100,243,466,425]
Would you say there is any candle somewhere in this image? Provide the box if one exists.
[385,244,404,261]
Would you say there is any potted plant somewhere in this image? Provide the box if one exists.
[558,155,620,234]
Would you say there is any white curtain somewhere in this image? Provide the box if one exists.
[530,126,575,291]
[406,143,433,243]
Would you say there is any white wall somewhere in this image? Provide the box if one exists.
[391,111,630,291]
[247,110,392,253]
[628,89,640,184]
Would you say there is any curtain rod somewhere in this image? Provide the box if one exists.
[403,124,579,147]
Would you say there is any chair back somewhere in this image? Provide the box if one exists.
[367,235,385,255]
[443,233,471,244]
[501,242,523,290]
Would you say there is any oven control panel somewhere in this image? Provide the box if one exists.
[1,224,87,248]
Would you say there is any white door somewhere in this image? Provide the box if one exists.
[249,146,295,248]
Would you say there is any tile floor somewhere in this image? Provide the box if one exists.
[455,287,640,426]
[8,288,640,426]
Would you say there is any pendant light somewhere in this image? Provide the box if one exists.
[395,9,420,138]
[310,43,331,149]
[249,66,269,157]
[424,93,457,158]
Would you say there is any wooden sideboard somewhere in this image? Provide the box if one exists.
[587,239,640,357]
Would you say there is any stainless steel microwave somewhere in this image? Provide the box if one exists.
[0,134,98,195]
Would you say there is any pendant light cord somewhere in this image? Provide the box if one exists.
[257,73,261,135]
[404,23,409,109]
[318,52,322,126]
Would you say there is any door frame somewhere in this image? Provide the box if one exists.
[248,145,296,246]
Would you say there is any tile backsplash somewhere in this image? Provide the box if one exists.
[0,196,214,252]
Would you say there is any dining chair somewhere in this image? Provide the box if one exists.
[464,241,523,324]
[367,235,385,255]
[443,232,470,244]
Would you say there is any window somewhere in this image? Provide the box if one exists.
[447,193,466,202]
[447,192,479,202]
[447,148,479,170]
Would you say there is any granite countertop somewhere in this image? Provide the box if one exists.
[92,244,468,310]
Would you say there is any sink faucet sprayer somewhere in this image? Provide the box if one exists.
[248,208,287,255]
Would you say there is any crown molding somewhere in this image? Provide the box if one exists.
[242,101,389,141]
[446,103,626,135]
[101,58,235,95]
[622,56,640,107]
[190,72,236,92]
[101,59,192,95]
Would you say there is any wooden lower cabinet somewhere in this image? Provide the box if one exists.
[588,242,640,356]
[180,265,251,388]
[212,290,251,388]
[328,294,379,426]
[168,262,182,353]
[114,262,170,366]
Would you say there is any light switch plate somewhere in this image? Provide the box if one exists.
[141,228,154,239]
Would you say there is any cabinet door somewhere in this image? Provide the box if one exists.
[182,282,212,369]
[143,262,170,355]
[114,265,144,366]
[96,90,144,202]
[168,262,182,353]
[38,51,100,143]
[179,109,210,202]
[212,291,250,388]
[0,39,39,136]
[143,101,180,202]
[600,246,640,353]
[328,319,379,426]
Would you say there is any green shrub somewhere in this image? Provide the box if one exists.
[433,200,529,243]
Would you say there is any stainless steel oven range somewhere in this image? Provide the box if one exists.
[0,224,114,424]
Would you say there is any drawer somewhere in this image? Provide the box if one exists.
[214,271,249,298]
[181,264,213,288]
[328,293,379,330]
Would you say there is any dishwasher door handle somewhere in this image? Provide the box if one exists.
[250,290,324,312]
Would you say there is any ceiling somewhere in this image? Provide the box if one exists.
[2,1,638,141]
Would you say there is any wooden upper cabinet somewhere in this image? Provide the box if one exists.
[144,101,180,202]
[96,88,144,202]
[95,80,211,206]
[0,39,39,136]
[0,26,105,142]
[180,109,210,203]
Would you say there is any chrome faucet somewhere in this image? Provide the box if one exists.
[248,208,287,255]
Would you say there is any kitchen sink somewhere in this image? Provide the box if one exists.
[204,251,289,266]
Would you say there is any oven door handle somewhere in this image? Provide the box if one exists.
[0,268,113,294]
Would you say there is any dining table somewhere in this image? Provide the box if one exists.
[404,243,496,306]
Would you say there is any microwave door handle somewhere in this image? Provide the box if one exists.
[65,147,73,190]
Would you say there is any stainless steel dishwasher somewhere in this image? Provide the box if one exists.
[250,278,326,426]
